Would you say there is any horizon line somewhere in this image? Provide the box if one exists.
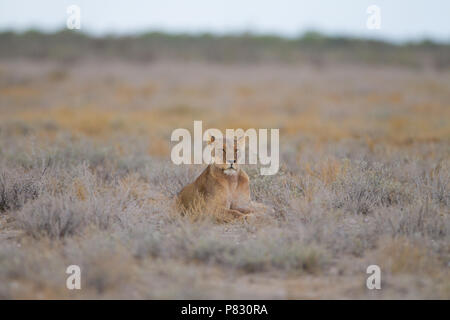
[1,26,449,45]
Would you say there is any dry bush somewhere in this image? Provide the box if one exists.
[330,160,412,215]
[12,193,129,239]
[0,169,41,212]
[0,137,448,298]
[249,166,304,220]
[13,196,86,238]
[123,220,328,274]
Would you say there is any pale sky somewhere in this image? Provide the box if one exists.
[1,0,449,42]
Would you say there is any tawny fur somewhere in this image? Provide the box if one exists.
[177,135,267,222]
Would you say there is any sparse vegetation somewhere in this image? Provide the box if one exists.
[0,33,449,298]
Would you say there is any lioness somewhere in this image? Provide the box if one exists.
[177,134,266,222]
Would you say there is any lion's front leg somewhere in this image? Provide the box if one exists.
[215,208,246,223]
[230,201,253,214]
[250,201,273,214]
[231,200,273,215]
[206,190,246,222]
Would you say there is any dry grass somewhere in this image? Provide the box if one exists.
[0,59,449,299]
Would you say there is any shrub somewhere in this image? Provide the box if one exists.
[0,169,41,212]
[331,160,411,214]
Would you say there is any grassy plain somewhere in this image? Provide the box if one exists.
[0,48,449,298]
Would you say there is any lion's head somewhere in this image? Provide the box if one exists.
[206,134,245,175]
